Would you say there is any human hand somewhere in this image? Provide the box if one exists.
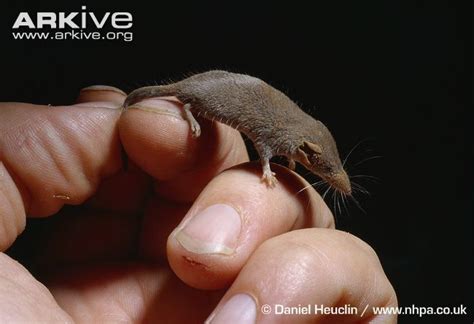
[0,86,397,323]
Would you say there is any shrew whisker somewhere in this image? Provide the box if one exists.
[349,195,366,214]
[353,155,383,167]
[350,174,380,182]
[294,179,327,196]
[343,138,372,168]
[322,185,332,200]
[351,182,371,196]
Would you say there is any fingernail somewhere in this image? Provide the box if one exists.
[206,294,257,324]
[74,102,123,109]
[174,204,241,255]
[125,98,185,119]
[80,85,127,96]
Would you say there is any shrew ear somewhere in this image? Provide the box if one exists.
[302,141,322,154]
[297,141,322,165]
[296,147,311,165]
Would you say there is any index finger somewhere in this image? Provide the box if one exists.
[118,98,249,202]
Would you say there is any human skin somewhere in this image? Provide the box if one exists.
[0,86,397,323]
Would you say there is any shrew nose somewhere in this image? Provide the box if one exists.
[331,170,352,195]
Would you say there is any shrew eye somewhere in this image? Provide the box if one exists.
[309,154,319,165]
[311,155,332,174]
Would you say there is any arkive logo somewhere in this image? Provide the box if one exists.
[11,6,134,42]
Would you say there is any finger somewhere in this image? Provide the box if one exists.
[206,229,397,323]
[118,98,249,202]
[0,101,122,250]
[76,85,126,105]
[0,161,26,251]
[0,253,73,322]
[47,263,222,323]
[75,86,153,213]
[165,162,334,289]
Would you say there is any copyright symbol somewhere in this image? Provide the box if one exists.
[261,304,272,314]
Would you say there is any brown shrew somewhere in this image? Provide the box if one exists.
[123,70,351,195]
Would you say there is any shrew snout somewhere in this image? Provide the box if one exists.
[328,170,352,195]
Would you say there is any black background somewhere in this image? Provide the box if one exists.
[0,1,471,323]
